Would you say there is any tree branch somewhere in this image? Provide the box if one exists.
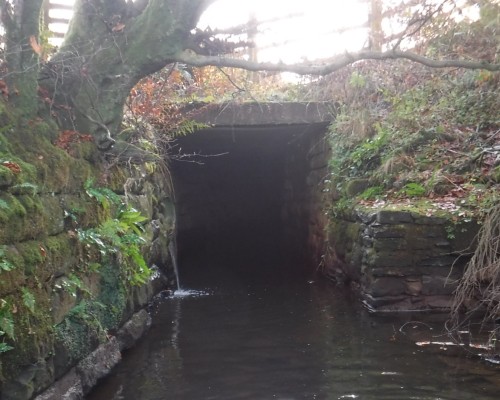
[174,49,500,75]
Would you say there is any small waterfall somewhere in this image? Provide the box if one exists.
[168,240,181,291]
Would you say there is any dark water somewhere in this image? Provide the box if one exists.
[87,238,500,400]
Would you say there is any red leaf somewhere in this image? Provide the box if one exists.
[2,161,22,174]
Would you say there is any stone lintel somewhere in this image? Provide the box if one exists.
[192,102,335,127]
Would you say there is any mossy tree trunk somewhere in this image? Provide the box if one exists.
[0,0,45,117]
[38,0,215,149]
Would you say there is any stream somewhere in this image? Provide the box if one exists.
[87,234,500,400]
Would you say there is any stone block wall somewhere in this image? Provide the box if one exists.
[281,124,331,267]
[325,209,479,312]
[0,118,175,399]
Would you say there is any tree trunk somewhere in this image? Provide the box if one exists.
[39,0,213,149]
[369,0,383,51]
[1,0,44,117]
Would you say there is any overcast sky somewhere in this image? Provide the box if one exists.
[198,0,370,63]
[46,0,370,61]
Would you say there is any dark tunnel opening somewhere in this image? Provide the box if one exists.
[170,123,329,268]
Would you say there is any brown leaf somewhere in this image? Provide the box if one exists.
[29,35,43,56]
[112,23,126,32]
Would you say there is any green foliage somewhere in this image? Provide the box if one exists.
[445,224,456,240]
[323,57,498,221]
[79,181,151,286]
[453,71,499,128]
[174,120,211,137]
[20,288,35,314]
[84,178,122,212]
[66,300,106,336]
[0,199,9,210]
[401,182,426,198]
[0,299,15,342]
[0,342,14,353]
[359,186,384,200]
[0,247,15,272]
[54,274,88,298]
[349,71,367,89]
[329,197,354,218]
[97,262,127,330]
[54,300,107,365]
[350,127,389,172]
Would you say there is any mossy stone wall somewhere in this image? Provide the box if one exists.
[324,208,479,312]
[0,106,174,399]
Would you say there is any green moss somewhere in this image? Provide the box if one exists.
[53,300,104,370]
[17,194,43,213]
[345,178,371,197]
[0,165,15,187]
[62,195,103,229]
[0,193,27,221]
[107,166,129,193]
[54,317,96,366]
[0,290,53,382]
[9,183,39,196]
[0,192,52,243]
[96,263,127,330]
[45,235,69,255]
[29,119,59,142]
[16,241,45,276]
[44,234,75,277]
[0,246,26,297]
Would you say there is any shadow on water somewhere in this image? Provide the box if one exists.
[87,229,500,400]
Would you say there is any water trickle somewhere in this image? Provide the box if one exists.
[168,240,181,291]
[171,288,210,298]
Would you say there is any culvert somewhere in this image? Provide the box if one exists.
[170,103,333,266]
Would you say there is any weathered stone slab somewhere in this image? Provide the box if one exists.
[116,309,152,351]
[421,275,458,296]
[376,210,413,224]
[193,102,334,126]
[367,277,407,297]
[76,337,121,394]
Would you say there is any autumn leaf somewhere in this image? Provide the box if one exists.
[29,35,43,56]
[112,23,126,32]
[2,161,22,174]
[54,130,94,152]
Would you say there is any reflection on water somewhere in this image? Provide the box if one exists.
[87,243,500,400]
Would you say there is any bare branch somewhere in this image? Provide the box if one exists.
[205,13,303,36]
[174,49,500,75]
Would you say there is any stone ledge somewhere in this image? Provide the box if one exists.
[34,309,152,400]
[192,102,335,127]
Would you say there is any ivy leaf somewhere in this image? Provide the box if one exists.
[0,311,15,340]
[21,288,36,314]
[0,342,14,353]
